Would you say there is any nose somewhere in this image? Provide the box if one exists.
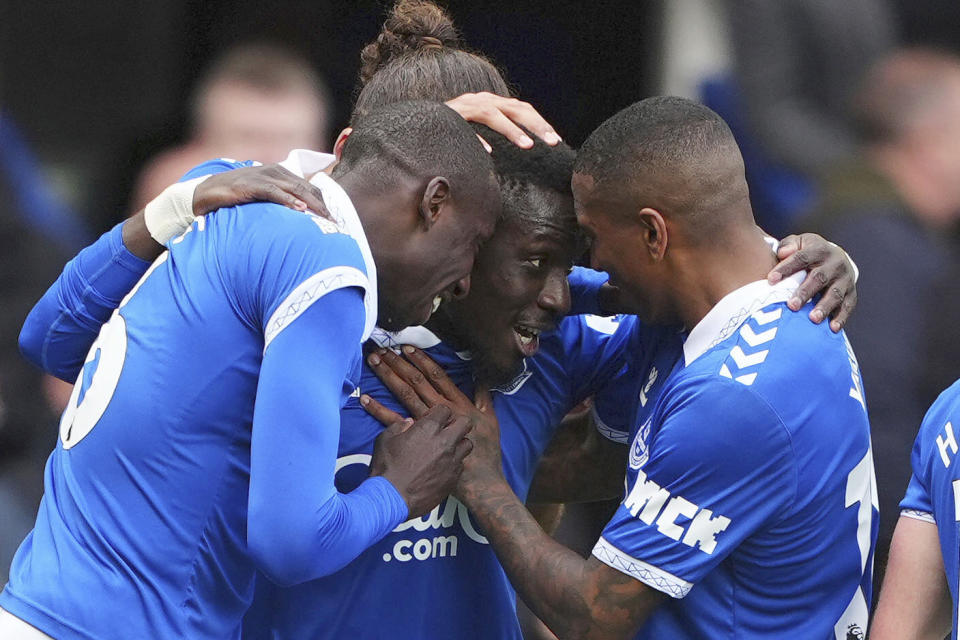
[450,274,472,300]
[539,269,571,317]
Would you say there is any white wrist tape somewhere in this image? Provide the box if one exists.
[143,175,210,244]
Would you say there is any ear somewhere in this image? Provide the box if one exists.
[636,207,668,261]
[333,128,353,160]
[419,177,450,230]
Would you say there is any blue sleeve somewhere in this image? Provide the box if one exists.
[18,223,151,380]
[247,287,409,586]
[593,380,795,596]
[560,314,631,405]
[567,266,609,316]
[180,158,256,181]
[17,158,250,381]
[899,383,960,520]
[899,426,934,518]
[590,316,644,443]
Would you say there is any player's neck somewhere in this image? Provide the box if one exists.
[423,312,469,351]
[672,228,778,332]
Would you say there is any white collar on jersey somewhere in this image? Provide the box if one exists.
[369,326,472,360]
[278,148,379,341]
[682,270,805,366]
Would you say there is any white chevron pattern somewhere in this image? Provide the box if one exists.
[730,345,768,368]
[752,307,782,325]
[739,324,778,347]
[720,364,758,386]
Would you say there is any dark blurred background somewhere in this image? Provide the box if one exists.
[3,0,960,626]
[1,0,662,233]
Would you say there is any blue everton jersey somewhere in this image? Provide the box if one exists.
[244,314,630,640]
[0,157,410,640]
[593,274,878,640]
[590,314,685,447]
[900,379,960,639]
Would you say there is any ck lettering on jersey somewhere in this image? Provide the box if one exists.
[623,468,731,554]
[335,454,487,563]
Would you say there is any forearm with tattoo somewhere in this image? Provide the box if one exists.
[461,475,662,640]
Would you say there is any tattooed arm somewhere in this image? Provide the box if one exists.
[459,469,663,639]
[361,346,664,639]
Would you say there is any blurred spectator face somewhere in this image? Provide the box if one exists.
[196,80,327,164]
[131,43,331,209]
[858,50,960,227]
[907,73,960,224]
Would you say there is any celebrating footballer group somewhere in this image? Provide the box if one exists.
[2,1,956,639]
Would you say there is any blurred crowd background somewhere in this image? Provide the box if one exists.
[3,0,960,624]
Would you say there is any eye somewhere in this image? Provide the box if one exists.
[526,257,542,269]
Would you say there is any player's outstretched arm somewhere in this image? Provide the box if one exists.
[871,515,952,640]
[445,92,562,149]
[248,288,408,585]
[19,163,331,381]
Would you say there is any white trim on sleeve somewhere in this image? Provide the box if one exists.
[899,508,936,524]
[592,536,693,598]
[591,406,630,444]
[263,266,368,352]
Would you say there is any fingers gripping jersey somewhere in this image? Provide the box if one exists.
[0,158,411,640]
[594,275,877,640]
[244,315,631,640]
[900,379,960,639]
[11,173,631,639]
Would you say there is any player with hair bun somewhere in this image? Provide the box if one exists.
[1,2,863,639]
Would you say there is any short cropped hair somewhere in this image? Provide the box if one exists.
[575,96,736,190]
[476,124,578,240]
[574,96,748,242]
[335,100,496,202]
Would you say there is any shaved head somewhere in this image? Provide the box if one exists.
[574,96,752,244]
[334,99,496,206]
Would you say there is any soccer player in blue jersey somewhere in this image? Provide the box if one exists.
[0,101,501,640]
[3,7,863,638]
[381,96,878,640]
[871,379,960,639]
[5,122,860,640]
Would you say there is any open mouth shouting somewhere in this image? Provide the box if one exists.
[513,323,543,357]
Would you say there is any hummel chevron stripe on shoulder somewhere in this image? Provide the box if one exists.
[739,324,777,347]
